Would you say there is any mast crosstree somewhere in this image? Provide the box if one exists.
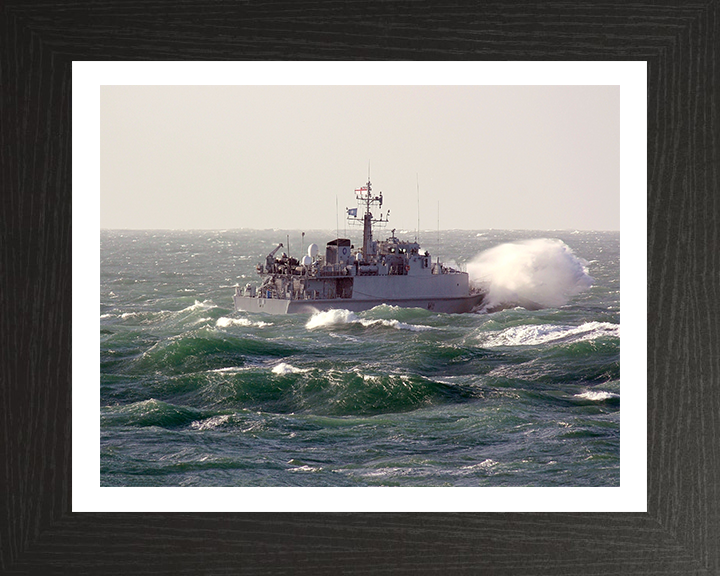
[346,180,389,262]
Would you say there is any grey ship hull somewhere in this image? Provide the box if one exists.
[234,292,485,315]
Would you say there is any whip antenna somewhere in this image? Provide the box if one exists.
[416,173,420,243]
[437,200,440,265]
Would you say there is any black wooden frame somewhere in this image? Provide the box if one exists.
[2,2,718,574]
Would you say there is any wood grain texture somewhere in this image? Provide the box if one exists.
[1,1,718,574]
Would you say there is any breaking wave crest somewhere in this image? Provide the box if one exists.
[574,391,619,401]
[306,309,433,332]
[467,238,593,311]
[271,362,308,375]
[183,300,217,312]
[216,317,272,328]
[482,321,619,347]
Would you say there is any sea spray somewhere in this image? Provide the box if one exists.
[467,238,593,311]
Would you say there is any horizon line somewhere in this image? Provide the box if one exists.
[99,226,621,233]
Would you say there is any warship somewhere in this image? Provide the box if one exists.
[234,180,486,314]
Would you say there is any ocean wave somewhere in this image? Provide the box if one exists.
[457,459,498,475]
[358,467,412,479]
[208,366,249,374]
[102,398,204,428]
[199,367,475,417]
[306,309,433,332]
[271,362,308,375]
[574,390,619,401]
[108,309,166,325]
[190,414,232,431]
[287,464,322,473]
[482,321,619,347]
[135,332,294,375]
[183,300,217,313]
[110,300,220,328]
[216,316,272,328]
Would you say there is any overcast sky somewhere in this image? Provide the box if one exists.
[101,85,619,231]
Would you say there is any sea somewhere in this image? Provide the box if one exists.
[100,229,620,487]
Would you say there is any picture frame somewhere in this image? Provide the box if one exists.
[82,65,637,511]
[2,2,716,573]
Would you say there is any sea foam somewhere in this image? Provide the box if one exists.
[216,317,271,328]
[483,321,619,347]
[190,414,232,431]
[467,238,593,311]
[184,299,217,312]
[306,309,432,332]
[574,391,619,401]
[271,362,308,375]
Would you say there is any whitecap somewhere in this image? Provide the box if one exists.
[208,366,248,374]
[460,459,498,473]
[306,309,432,332]
[217,317,250,327]
[272,362,308,375]
[574,391,619,401]
[360,318,433,332]
[483,321,619,347]
[182,299,217,313]
[216,316,271,328]
[190,414,231,431]
[305,309,357,329]
[287,465,322,473]
[360,467,404,478]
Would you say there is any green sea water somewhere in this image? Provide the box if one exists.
[100,229,619,487]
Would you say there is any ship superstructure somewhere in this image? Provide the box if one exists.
[233,180,485,314]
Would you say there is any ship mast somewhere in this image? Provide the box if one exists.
[362,180,374,259]
[353,179,387,261]
[347,179,389,262]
